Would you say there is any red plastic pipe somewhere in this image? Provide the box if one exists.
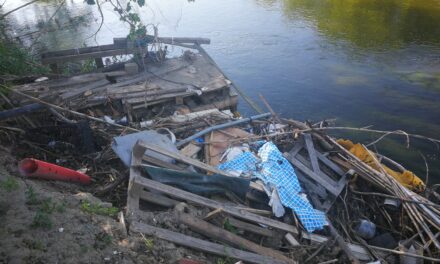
[18,158,91,184]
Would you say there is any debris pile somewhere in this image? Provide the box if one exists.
[1,36,440,263]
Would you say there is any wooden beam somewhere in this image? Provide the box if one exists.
[284,153,340,196]
[303,133,321,174]
[130,221,286,264]
[41,49,135,64]
[139,190,180,208]
[177,213,295,263]
[226,217,275,237]
[285,233,300,247]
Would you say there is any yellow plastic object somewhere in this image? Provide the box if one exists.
[337,139,425,192]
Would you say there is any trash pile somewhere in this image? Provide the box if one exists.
[1,46,440,263]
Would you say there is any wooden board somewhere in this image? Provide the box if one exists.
[208,127,253,166]
[130,221,287,264]
[178,213,295,263]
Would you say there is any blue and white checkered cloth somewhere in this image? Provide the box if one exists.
[218,141,327,232]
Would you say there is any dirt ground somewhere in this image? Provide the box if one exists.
[0,145,213,264]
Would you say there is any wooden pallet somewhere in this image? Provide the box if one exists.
[284,133,348,211]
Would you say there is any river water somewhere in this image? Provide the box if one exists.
[2,0,440,179]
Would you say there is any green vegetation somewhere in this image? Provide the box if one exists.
[223,218,238,234]
[25,186,40,205]
[142,235,154,252]
[94,232,113,249]
[31,210,53,229]
[80,200,118,217]
[25,187,66,229]
[22,238,46,251]
[0,176,19,192]
[0,41,48,76]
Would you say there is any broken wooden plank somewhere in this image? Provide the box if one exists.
[60,79,110,100]
[139,190,180,208]
[303,133,322,175]
[141,155,183,171]
[285,233,301,247]
[178,212,295,263]
[285,153,340,196]
[315,151,345,176]
[137,140,231,176]
[130,221,285,264]
[226,217,275,237]
[180,143,202,158]
[203,208,224,221]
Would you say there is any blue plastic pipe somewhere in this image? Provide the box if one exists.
[0,103,44,121]
[176,112,271,147]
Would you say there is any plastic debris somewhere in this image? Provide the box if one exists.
[219,141,327,232]
[18,158,91,184]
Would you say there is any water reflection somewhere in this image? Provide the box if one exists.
[281,0,440,48]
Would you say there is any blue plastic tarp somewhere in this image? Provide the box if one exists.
[218,141,327,232]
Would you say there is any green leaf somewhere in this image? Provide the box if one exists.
[137,0,145,7]
[85,0,96,5]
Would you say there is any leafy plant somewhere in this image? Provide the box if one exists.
[22,238,46,251]
[223,219,238,234]
[81,200,118,217]
[141,234,154,252]
[0,176,19,192]
[94,232,112,249]
[25,186,40,205]
[85,0,148,39]
[0,41,48,76]
[31,210,53,229]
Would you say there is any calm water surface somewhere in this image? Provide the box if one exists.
[3,0,440,179]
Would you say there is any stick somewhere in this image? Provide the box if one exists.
[328,222,360,264]
[259,93,282,124]
[0,0,39,19]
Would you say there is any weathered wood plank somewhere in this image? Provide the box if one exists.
[285,153,340,196]
[285,233,301,247]
[178,213,295,263]
[288,141,304,157]
[303,133,321,174]
[180,143,202,158]
[315,151,346,176]
[139,190,180,208]
[226,217,275,237]
[42,49,136,64]
[130,221,286,264]
[137,141,232,177]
